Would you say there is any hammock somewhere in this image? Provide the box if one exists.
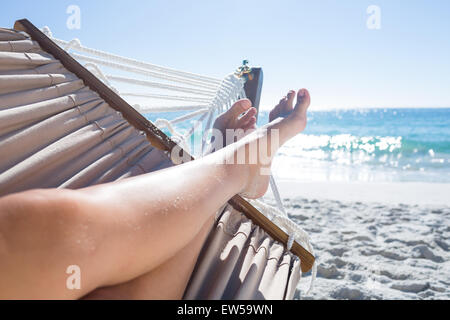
[0,19,316,299]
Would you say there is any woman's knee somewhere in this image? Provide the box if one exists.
[0,189,105,298]
[0,188,106,274]
[0,189,84,243]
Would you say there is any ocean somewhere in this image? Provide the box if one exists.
[145,108,450,184]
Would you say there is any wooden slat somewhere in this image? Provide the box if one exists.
[229,196,315,272]
[13,19,314,272]
[243,67,263,119]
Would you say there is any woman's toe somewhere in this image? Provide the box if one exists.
[237,107,257,128]
[242,116,257,131]
[285,90,296,113]
[228,99,252,119]
[293,88,311,116]
[270,90,295,121]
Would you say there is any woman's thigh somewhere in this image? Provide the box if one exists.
[83,215,215,300]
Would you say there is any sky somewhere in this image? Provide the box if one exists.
[1,0,449,110]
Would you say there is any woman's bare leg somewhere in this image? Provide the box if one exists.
[0,149,245,299]
[84,214,215,300]
[0,89,310,299]
[84,99,259,300]
[84,89,308,300]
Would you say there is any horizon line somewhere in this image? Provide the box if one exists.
[258,105,450,111]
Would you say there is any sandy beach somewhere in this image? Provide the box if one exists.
[265,180,450,300]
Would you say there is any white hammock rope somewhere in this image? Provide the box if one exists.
[156,108,210,126]
[41,26,315,292]
[248,199,317,294]
[43,35,223,84]
[106,75,218,96]
[134,105,210,113]
[270,175,287,215]
[121,93,212,103]
[70,52,220,90]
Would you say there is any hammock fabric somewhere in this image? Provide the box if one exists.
[0,22,309,299]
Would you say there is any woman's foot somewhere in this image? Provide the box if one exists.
[218,89,311,198]
[270,90,301,122]
[211,89,307,149]
[209,99,258,150]
[213,99,258,135]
